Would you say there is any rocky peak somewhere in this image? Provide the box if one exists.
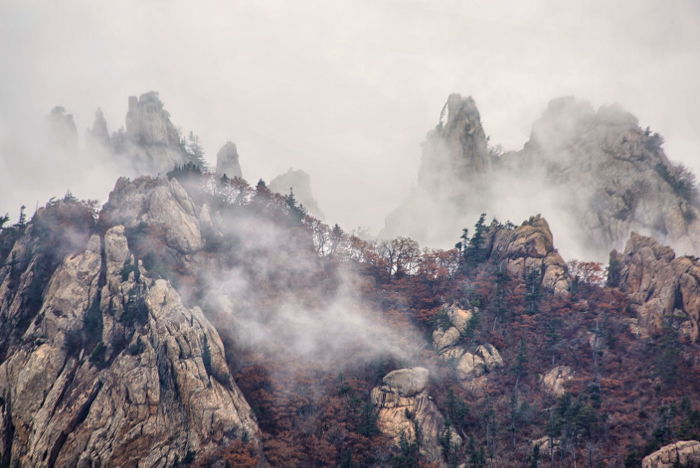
[384,94,700,258]
[610,232,700,341]
[100,176,203,254]
[88,108,110,147]
[125,91,180,147]
[112,91,195,175]
[215,141,242,179]
[46,105,78,152]
[0,197,260,466]
[417,93,490,191]
[269,168,325,219]
[488,215,570,294]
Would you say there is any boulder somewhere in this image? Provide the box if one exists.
[371,368,460,464]
[541,366,574,397]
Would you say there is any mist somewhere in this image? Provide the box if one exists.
[2,0,700,246]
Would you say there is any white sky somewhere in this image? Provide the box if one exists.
[1,0,699,233]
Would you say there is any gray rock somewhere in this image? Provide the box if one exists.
[114,91,197,175]
[215,141,242,179]
[383,94,700,259]
[269,168,325,220]
[541,366,574,397]
[381,367,430,396]
[101,176,203,254]
[0,223,260,467]
[642,440,700,468]
[611,232,700,341]
[371,367,459,465]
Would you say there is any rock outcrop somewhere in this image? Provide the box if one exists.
[517,97,700,256]
[541,366,574,397]
[215,141,243,179]
[417,93,490,191]
[641,440,700,468]
[101,176,204,254]
[0,203,259,466]
[383,94,700,259]
[269,168,325,219]
[486,216,570,294]
[371,367,460,464]
[432,305,504,389]
[111,91,200,175]
[610,232,700,341]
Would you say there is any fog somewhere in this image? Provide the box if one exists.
[2,0,700,241]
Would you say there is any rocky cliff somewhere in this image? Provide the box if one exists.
[610,232,700,341]
[110,92,198,175]
[0,185,260,466]
[371,367,460,464]
[384,94,700,259]
[642,440,700,468]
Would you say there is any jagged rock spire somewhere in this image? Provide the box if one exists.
[417,93,490,190]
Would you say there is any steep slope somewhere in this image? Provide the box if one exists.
[3,166,700,467]
[109,91,201,175]
[0,192,260,466]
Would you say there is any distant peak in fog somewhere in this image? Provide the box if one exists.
[384,93,700,261]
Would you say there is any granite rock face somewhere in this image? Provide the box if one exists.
[417,93,490,192]
[541,366,575,397]
[611,232,700,341]
[371,367,460,465]
[109,91,201,175]
[431,305,504,390]
[486,215,570,294]
[100,176,204,254]
[88,108,111,148]
[641,440,700,468]
[0,186,259,467]
[515,97,700,256]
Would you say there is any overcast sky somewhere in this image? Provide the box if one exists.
[1,0,699,234]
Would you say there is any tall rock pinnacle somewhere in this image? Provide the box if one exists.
[417,93,490,191]
[215,141,242,179]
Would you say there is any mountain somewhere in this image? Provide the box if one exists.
[2,165,700,466]
[4,92,700,466]
[384,95,700,260]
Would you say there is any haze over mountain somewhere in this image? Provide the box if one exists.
[3,2,700,467]
[384,94,700,260]
[2,1,700,233]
